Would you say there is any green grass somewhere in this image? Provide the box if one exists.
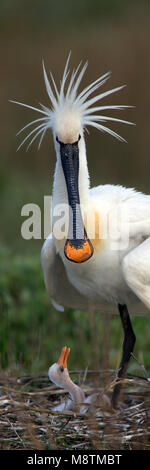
[0,244,150,377]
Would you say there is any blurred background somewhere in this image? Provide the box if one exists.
[1,0,150,376]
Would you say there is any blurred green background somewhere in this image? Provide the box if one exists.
[1,0,150,376]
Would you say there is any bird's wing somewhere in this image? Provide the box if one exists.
[41,233,91,312]
[122,237,150,311]
[91,185,150,238]
[124,194,150,238]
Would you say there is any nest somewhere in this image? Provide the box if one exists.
[0,369,150,450]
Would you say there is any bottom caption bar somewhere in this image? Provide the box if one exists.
[0,450,149,466]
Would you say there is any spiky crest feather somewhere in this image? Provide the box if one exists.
[10,53,134,150]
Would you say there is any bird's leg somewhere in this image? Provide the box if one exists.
[111,304,136,408]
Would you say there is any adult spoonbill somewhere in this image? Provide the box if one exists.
[48,346,109,413]
[12,54,150,407]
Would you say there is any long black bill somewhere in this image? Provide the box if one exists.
[59,139,94,263]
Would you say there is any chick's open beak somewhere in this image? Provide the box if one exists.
[57,346,70,369]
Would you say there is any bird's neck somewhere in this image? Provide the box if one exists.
[66,376,85,404]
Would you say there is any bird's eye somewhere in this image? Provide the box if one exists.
[59,365,64,372]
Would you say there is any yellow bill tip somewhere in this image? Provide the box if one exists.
[64,237,94,263]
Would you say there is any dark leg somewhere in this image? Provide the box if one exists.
[111,304,136,408]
